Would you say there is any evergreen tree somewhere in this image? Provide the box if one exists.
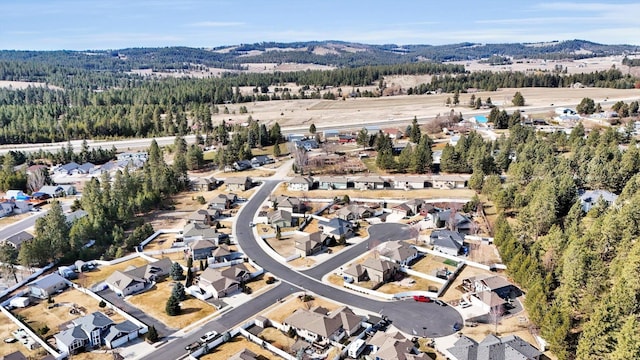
[512,91,525,106]
[170,262,185,280]
[165,294,181,316]
[171,282,186,301]
[409,116,421,143]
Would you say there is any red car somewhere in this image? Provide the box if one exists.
[413,295,432,303]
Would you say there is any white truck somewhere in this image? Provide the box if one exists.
[348,339,366,358]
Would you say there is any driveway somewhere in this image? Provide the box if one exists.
[97,289,174,338]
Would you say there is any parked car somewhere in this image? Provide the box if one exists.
[434,299,447,306]
[459,300,471,308]
[185,341,202,351]
[413,295,432,303]
[199,331,218,343]
[3,337,17,343]
[453,322,463,331]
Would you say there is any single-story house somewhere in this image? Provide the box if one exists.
[579,189,618,212]
[209,193,237,211]
[211,244,234,263]
[0,202,14,218]
[191,177,217,191]
[429,174,469,189]
[198,264,252,299]
[435,210,474,234]
[71,162,95,175]
[318,218,353,238]
[105,258,173,296]
[316,177,348,190]
[283,306,362,343]
[54,162,80,175]
[430,229,465,256]
[225,177,252,191]
[188,209,220,226]
[268,209,295,228]
[353,176,387,190]
[471,290,507,314]
[182,222,227,243]
[12,201,33,214]
[190,239,217,260]
[288,176,314,191]
[117,152,148,162]
[382,128,404,139]
[392,176,428,190]
[295,231,329,257]
[463,275,514,299]
[233,160,252,171]
[37,185,66,198]
[294,139,320,151]
[447,334,542,360]
[270,195,304,213]
[336,204,373,221]
[251,155,275,167]
[378,241,420,266]
[28,273,68,299]
[2,231,34,249]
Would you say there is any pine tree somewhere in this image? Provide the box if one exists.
[147,325,159,343]
[165,294,181,316]
[170,262,185,280]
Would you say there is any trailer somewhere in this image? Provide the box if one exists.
[348,339,366,358]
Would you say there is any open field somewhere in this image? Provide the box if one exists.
[75,257,149,288]
[289,257,316,268]
[13,288,125,339]
[127,279,215,329]
[0,312,49,358]
[208,87,640,133]
[142,233,176,252]
[200,334,285,360]
[264,296,340,323]
[0,80,64,91]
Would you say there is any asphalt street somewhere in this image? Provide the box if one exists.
[235,181,462,336]
[0,212,46,240]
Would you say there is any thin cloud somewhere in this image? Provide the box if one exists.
[476,16,600,25]
[188,21,244,28]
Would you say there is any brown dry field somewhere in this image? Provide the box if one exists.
[0,213,31,227]
[13,288,125,339]
[74,257,149,288]
[466,240,502,265]
[67,351,113,360]
[377,275,442,295]
[289,257,316,268]
[200,334,285,360]
[257,327,295,353]
[455,56,635,76]
[127,279,215,329]
[264,296,340,324]
[0,80,64,91]
[142,233,176,251]
[0,312,48,358]
[209,87,640,132]
[411,254,456,276]
[264,236,296,258]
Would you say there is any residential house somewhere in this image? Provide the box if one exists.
[579,189,618,212]
[270,195,304,213]
[368,331,427,360]
[463,275,514,299]
[429,174,469,189]
[268,209,295,228]
[251,155,275,167]
[55,312,139,354]
[316,177,348,190]
[71,162,95,175]
[430,230,465,256]
[446,334,542,360]
[105,258,173,296]
[28,273,68,299]
[294,139,319,151]
[10,201,31,215]
[435,210,473,234]
[197,264,251,299]
[391,203,412,218]
[392,176,428,190]
[54,162,80,175]
[117,152,148,162]
[318,218,353,238]
[65,210,88,224]
[4,190,29,201]
[353,176,387,190]
[225,177,252,191]
[26,164,48,176]
[1,351,29,360]
[61,184,77,196]
[336,204,373,221]
[2,231,34,249]
[232,160,252,171]
[37,185,65,198]
[471,290,507,314]
[382,128,404,139]
[211,244,234,263]
[287,176,314,191]
[209,193,237,211]
[0,202,14,218]
[190,239,217,260]
[295,231,329,257]
[191,177,218,191]
[181,222,227,244]
[344,258,398,285]
[378,241,420,266]
[188,209,220,226]
[283,306,362,344]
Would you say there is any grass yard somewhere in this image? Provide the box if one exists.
[200,335,285,360]
[127,279,215,329]
[257,327,296,353]
[0,213,31,228]
[13,288,125,339]
[74,257,149,288]
[377,275,442,295]
[289,257,316,268]
[0,312,48,358]
[264,236,296,258]
[264,296,340,323]
[411,254,456,276]
[142,233,176,252]
[251,143,290,157]
[215,170,274,179]
[327,274,345,287]
[245,273,274,294]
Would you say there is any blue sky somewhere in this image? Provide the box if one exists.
[1,0,639,50]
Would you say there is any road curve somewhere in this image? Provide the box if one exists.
[235,180,462,337]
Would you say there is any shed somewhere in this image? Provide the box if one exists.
[9,297,30,308]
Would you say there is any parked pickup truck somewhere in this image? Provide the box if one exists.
[185,341,202,352]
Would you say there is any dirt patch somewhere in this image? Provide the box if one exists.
[64,351,113,360]
[13,288,124,339]
[0,312,49,358]
[200,334,286,359]
[289,257,316,268]
[150,252,190,267]
[411,254,456,276]
[264,236,296,258]
[466,240,502,265]
[216,170,273,179]
[264,296,340,324]
[376,275,442,295]
[127,279,215,329]
[142,233,177,252]
[74,257,149,288]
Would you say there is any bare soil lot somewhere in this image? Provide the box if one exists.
[376,275,442,294]
[127,279,215,329]
[13,288,124,339]
[411,254,456,276]
[264,236,296,258]
[200,334,285,360]
[0,312,49,358]
[466,240,502,265]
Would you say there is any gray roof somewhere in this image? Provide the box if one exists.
[580,189,618,204]
[66,210,88,223]
[226,176,251,185]
[74,311,114,334]
[229,349,259,360]
[1,351,28,360]
[55,325,88,346]
[4,231,34,248]
[183,222,220,239]
[104,321,139,342]
[28,273,66,290]
[447,334,541,360]
[430,230,464,251]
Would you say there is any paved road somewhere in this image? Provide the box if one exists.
[235,181,462,337]
[139,282,298,360]
[0,212,46,240]
[301,223,412,280]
